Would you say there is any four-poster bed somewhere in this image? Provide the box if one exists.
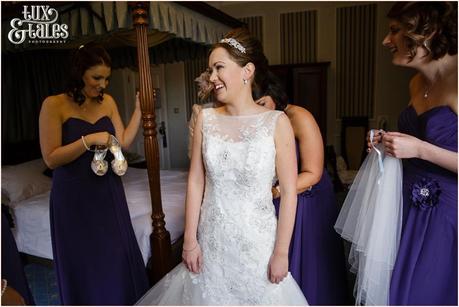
[2,1,242,283]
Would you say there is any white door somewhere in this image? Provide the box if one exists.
[108,67,170,169]
[150,64,170,169]
[107,67,141,156]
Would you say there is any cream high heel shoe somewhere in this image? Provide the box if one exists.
[108,135,128,176]
[91,146,109,176]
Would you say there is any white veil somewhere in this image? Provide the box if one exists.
[334,131,403,305]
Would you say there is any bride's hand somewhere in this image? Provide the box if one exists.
[182,242,203,274]
[267,252,288,284]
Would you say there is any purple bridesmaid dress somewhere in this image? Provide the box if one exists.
[389,106,457,305]
[273,141,350,305]
[50,116,149,305]
[2,211,35,305]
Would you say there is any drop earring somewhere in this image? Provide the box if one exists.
[423,39,431,54]
[243,79,247,85]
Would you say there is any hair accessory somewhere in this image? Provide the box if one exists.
[79,44,84,49]
[220,38,246,54]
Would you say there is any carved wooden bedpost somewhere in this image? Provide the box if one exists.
[130,2,172,284]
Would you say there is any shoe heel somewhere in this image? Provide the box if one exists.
[108,135,127,176]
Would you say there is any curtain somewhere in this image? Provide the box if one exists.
[280,10,317,64]
[336,4,376,118]
[2,50,69,143]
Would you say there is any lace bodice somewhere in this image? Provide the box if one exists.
[194,108,284,304]
[202,108,281,207]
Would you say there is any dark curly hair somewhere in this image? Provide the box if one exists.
[65,42,112,105]
[252,70,289,111]
[210,27,270,97]
[387,2,457,60]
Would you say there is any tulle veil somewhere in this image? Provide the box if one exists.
[335,132,403,305]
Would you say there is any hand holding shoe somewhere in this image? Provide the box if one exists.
[83,133,127,176]
[86,131,110,147]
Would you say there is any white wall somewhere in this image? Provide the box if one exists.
[209,1,414,154]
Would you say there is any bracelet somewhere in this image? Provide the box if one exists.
[81,135,91,151]
[1,279,7,297]
[183,243,198,252]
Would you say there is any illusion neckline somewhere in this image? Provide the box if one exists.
[63,115,110,126]
[211,108,274,118]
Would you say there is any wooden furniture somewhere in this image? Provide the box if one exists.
[341,116,368,170]
[270,62,330,144]
[131,2,173,284]
[325,145,345,192]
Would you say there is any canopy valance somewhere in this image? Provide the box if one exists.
[2,1,236,52]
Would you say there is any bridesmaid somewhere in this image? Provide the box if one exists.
[1,210,34,305]
[255,72,350,305]
[369,2,457,305]
[39,43,148,305]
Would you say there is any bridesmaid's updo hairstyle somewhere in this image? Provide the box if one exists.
[387,2,457,61]
[66,42,112,105]
[211,28,270,96]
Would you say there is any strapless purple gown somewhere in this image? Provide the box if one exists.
[273,142,350,305]
[389,106,457,305]
[50,116,148,305]
[2,211,35,305]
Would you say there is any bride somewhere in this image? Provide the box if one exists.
[136,28,307,305]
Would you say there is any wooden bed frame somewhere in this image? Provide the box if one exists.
[2,2,242,285]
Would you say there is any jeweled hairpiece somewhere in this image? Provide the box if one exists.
[220,38,246,54]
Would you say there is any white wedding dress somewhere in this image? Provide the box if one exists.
[136,108,308,306]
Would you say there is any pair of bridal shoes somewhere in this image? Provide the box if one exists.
[91,146,109,176]
[108,135,128,176]
[90,135,127,176]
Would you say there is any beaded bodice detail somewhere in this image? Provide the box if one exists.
[192,108,283,304]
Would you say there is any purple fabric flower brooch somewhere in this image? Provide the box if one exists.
[411,177,441,209]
